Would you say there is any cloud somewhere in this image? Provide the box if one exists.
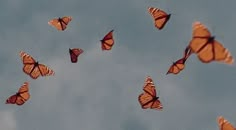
[0,110,16,130]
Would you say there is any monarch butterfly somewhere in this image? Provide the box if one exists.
[138,76,163,110]
[217,116,236,130]
[188,21,234,64]
[148,7,171,30]
[19,51,55,79]
[167,46,192,75]
[48,16,72,31]
[101,30,114,51]
[166,58,187,75]
[69,48,84,63]
[6,82,30,106]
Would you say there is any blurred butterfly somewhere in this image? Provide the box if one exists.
[138,76,163,110]
[48,16,72,31]
[148,7,171,30]
[188,21,234,64]
[101,30,114,51]
[69,48,84,63]
[217,116,236,130]
[6,82,30,106]
[167,46,192,75]
[19,51,55,79]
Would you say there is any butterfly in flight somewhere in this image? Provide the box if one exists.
[187,21,234,64]
[6,82,30,106]
[48,16,72,31]
[100,30,114,51]
[19,51,55,79]
[167,46,192,75]
[217,116,236,130]
[69,48,84,63]
[138,76,163,110]
[148,7,171,30]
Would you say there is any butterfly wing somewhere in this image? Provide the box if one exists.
[148,7,170,30]
[19,51,37,77]
[167,58,186,75]
[150,99,163,110]
[38,64,55,77]
[69,48,84,63]
[189,21,211,53]
[60,16,72,30]
[48,16,72,31]
[18,82,30,102]
[217,116,236,130]
[6,95,17,104]
[101,30,114,50]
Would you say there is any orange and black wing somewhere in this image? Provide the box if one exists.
[167,58,186,75]
[48,16,72,31]
[217,116,236,130]
[37,64,55,77]
[19,51,38,79]
[138,76,163,110]
[148,7,171,30]
[101,30,114,51]
[6,82,30,106]
[69,48,84,63]
[189,21,234,64]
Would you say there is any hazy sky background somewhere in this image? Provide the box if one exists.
[0,0,235,130]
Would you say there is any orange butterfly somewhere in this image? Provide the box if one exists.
[167,46,192,75]
[217,116,236,130]
[19,51,55,79]
[48,16,72,31]
[138,76,163,110]
[101,30,114,51]
[188,21,234,64]
[148,7,171,30]
[166,58,187,75]
[6,82,30,106]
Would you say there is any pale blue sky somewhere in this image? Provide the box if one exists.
[0,0,235,130]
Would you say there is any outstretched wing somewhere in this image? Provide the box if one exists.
[217,116,236,130]
[19,51,37,77]
[38,64,55,77]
